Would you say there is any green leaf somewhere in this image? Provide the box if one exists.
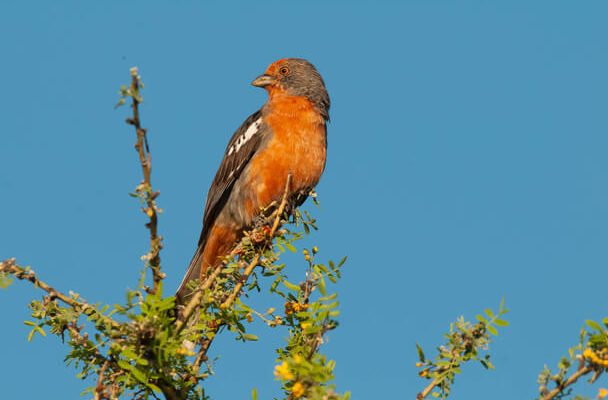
[242,333,259,341]
[114,98,126,109]
[34,326,46,337]
[487,325,498,336]
[416,343,426,362]
[318,276,327,296]
[252,388,258,400]
[475,315,487,324]
[27,325,46,342]
[484,308,494,318]
[80,387,95,396]
[0,272,13,288]
[282,280,300,292]
[494,319,509,327]
[129,366,148,386]
[117,360,132,371]
[586,319,604,332]
[121,348,139,360]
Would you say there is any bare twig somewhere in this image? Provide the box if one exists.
[125,67,163,295]
[416,378,441,400]
[94,361,110,400]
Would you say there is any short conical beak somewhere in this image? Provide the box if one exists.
[251,74,276,87]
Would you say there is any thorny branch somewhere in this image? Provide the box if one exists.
[0,259,120,330]
[125,67,164,295]
[539,361,595,400]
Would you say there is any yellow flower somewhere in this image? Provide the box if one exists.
[293,354,303,364]
[598,388,608,399]
[274,361,294,381]
[300,322,312,330]
[175,347,195,357]
[583,347,608,367]
[285,302,309,315]
[291,381,305,398]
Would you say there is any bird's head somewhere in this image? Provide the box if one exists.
[252,58,330,121]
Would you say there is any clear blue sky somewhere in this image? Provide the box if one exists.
[1,1,607,399]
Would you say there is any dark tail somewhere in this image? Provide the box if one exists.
[175,242,205,306]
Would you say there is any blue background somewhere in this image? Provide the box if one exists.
[1,1,607,399]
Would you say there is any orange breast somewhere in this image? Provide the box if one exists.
[245,95,327,215]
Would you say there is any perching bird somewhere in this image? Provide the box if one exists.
[176,58,330,303]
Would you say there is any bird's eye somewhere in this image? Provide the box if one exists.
[279,66,290,76]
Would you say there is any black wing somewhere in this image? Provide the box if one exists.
[176,110,265,301]
[199,110,264,244]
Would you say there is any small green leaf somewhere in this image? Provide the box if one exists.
[416,343,426,362]
[282,280,300,292]
[252,388,258,400]
[117,360,132,371]
[0,272,13,288]
[318,276,327,296]
[129,366,148,385]
[487,325,498,336]
[121,348,138,360]
[494,319,509,327]
[586,320,604,332]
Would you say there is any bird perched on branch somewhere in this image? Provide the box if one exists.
[176,58,330,303]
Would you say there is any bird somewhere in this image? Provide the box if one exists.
[176,58,330,304]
